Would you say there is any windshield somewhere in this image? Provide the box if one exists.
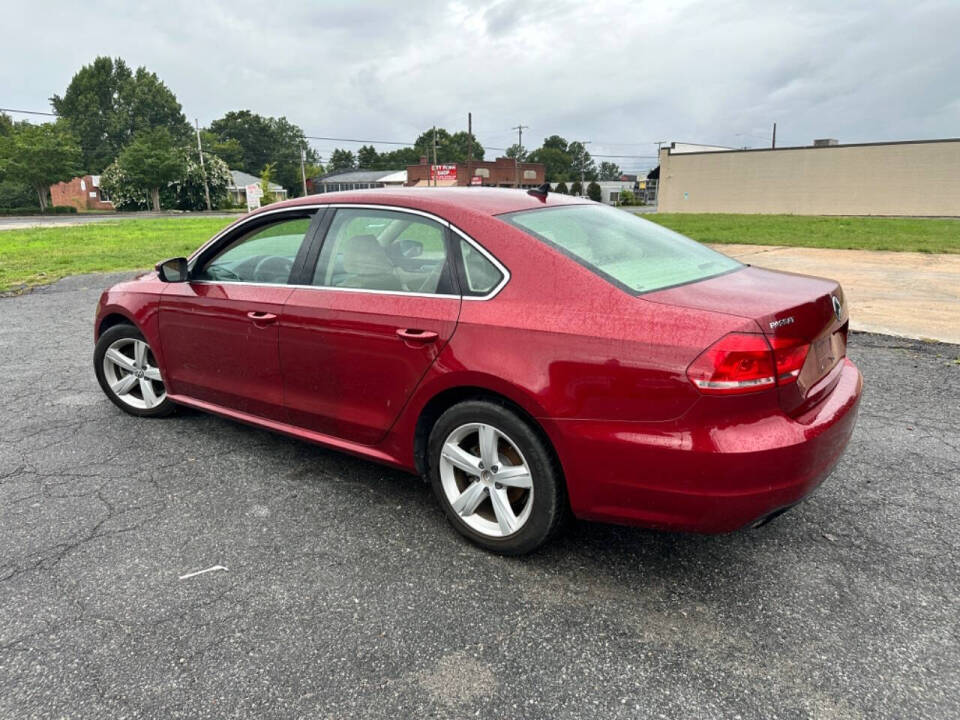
[502,204,742,294]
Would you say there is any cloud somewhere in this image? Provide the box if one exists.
[2,0,958,172]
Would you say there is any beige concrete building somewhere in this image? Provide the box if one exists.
[657,138,960,216]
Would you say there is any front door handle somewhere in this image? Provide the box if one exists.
[396,328,439,343]
[247,311,278,326]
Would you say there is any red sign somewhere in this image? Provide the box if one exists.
[430,164,457,182]
[470,176,482,186]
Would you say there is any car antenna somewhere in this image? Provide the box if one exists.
[527,182,550,201]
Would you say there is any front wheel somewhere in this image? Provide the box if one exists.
[94,324,175,418]
[428,400,567,555]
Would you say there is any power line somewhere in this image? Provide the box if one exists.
[0,107,57,117]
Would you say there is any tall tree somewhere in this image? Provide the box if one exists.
[541,135,569,153]
[115,128,186,211]
[526,146,572,182]
[504,143,527,161]
[52,56,189,173]
[0,121,82,210]
[207,111,318,195]
[598,161,622,180]
[413,128,483,164]
[357,145,380,168]
[378,147,420,169]
[327,149,357,172]
[568,141,597,181]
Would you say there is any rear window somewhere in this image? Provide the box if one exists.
[502,204,742,294]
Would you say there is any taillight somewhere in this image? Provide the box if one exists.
[770,336,809,384]
[687,333,812,395]
[687,333,776,395]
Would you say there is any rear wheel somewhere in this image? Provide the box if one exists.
[428,400,566,554]
[94,324,175,418]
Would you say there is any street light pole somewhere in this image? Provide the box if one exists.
[512,124,528,188]
[195,119,212,212]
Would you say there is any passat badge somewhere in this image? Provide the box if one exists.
[769,316,794,330]
[832,295,843,321]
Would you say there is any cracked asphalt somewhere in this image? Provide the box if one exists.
[1,272,958,719]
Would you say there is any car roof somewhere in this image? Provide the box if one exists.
[258,187,592,219]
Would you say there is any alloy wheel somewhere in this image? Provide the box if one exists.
[438,423,534,537]
[101,337,166,410]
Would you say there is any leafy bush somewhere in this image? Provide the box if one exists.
[0,205,77,216]
[587,181,602,202]
[100,150,231,211]
[554,181,569,194]
[570,180,583,196]
[0,180,38,210]
[100,161,150,210]
[618,188,635,206]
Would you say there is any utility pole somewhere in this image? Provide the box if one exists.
[432,125,438,187]
[581,140,592,187]
[300,145,308,196]
[512,124,528,188]
[195,119,212,212]
[772,122,777,149]
[466,112,473,181]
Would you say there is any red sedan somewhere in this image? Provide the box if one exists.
[93,188,862,554]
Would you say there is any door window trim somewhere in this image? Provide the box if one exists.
[186,202,510,300]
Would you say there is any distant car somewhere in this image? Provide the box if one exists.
[93,188,862,554]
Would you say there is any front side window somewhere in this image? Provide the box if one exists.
[195,215,314,284]
[502,204,742,294]
[311,208,453,294]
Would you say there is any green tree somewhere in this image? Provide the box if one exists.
[327,148,357,172]
[52,56,189,173]
[378,147,420,169]
[541,135,569,152]
[207,111,319,195]
[357,144,380,168]
[199,130,244,168]
[526,146,571,182]
[504,143,527,161]
[568,141,597,181]
[618,188,635,206]
[599,161,622,180]
[115,128,186,211]
[260,162,277,204]
[570,180,583,196]
[0,121,82,210]
[554,181,569,194]
[587,181,602,202]
[413,128,483,164]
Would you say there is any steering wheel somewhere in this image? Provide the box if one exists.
[413,263,444,293]
[253,256,294,283]
[205,263,242,281]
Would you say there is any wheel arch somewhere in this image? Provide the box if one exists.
[96,311,138,340]
[412,385,564,483]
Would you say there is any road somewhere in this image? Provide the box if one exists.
[1,273,958,719]
[0,211,241,231]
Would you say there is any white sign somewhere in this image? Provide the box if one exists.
[245,183,263,211]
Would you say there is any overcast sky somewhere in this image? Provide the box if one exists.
[3,0,958,172]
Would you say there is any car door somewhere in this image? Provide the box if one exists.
[159,209,321,420]
[280,206,461,444]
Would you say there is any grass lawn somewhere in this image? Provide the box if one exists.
[0,217,236,292]
[1,212,959,293]
[643,213,960,253]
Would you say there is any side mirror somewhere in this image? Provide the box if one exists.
[156,257,189,283]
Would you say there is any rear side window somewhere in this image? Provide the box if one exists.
[459,239,503,296]
[502,204,741,294]
[311,208,454,294]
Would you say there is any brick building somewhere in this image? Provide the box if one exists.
[49,175,115,212]
[406,156,545,188]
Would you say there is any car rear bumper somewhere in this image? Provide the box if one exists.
[542,358,862,533]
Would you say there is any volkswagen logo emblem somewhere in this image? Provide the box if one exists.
[831,294,843,321]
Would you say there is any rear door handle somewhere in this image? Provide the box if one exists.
[396,328,439,343]
[247,311,278,326]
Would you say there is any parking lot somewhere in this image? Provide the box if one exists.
[1,272,957,719]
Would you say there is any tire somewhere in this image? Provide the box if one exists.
[94,324,175,418]
[428,400,567,555]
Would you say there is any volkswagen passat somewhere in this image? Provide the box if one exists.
[94,188,862,554]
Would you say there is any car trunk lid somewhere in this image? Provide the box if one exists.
[646,266,848,414]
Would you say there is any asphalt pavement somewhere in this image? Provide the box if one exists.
[1,272,957,719]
